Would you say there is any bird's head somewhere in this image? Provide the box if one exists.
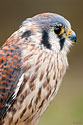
[19,13,76,55]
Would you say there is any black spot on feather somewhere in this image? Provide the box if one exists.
[41,30,51,49]
[58,34,65,50]
[59,38,65,50]
[21,30,31,38]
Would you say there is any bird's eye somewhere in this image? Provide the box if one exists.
[54,26,65,35]
[54,27,61,34]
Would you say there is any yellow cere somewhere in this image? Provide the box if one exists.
[66,29,72,36]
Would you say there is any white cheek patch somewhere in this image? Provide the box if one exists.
[61,38,72,55]
[48,31,72,55]
[48,31,60,53]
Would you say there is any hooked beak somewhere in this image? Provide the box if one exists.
[66,29,77,42]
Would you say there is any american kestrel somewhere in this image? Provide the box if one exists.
[0,13,76,125]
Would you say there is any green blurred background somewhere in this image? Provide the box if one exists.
[0,0,83,125]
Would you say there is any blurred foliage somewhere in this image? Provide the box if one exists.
[0,0,83,124]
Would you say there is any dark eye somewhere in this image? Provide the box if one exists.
[54,27,61,34]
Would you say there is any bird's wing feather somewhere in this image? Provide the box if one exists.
[0,37,22,119]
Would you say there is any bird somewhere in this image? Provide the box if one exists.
[0,13,76,125]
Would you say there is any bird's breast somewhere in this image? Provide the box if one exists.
[3,45,68,125]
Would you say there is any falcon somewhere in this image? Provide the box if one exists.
[0,13,76,125]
